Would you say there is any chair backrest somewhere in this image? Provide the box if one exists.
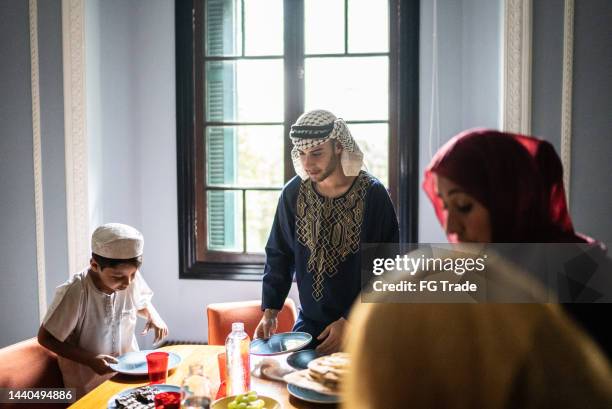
[0,337,66,408]
[207,299,298,345]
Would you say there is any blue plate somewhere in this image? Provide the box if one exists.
[107,384,180,409]
[287,383,340,404]
[108,350,182,375]
[250,332,312,356]
[286,349,323,370]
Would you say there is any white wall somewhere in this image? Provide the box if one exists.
[86,0,299,347]
[418,0,503,242]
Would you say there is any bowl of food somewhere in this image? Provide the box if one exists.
[211,391,280,409]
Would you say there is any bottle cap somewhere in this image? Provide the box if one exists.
[232,322,244,332]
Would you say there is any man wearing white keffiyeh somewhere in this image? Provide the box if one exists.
[256,109,399,354]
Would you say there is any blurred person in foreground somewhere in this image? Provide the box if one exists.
[343,258,612,409]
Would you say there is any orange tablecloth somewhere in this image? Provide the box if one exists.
[68,344,335,408]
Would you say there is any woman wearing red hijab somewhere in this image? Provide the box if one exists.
[423,128,587,243]
[423,128,611,358]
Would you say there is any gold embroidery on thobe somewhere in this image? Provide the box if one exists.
[296,172,372,301]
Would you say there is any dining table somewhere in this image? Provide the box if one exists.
[68,344,337,408]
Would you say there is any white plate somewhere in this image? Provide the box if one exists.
[107,384,180,409]
[109,350,182,375]
[287,383,340,404]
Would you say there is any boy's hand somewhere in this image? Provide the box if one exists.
[88,354,118,375]
[142,316,169,344]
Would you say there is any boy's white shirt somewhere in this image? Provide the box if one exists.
[42,269,153,397]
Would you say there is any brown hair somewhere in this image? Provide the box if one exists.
[342,256,612,409]
[92,253,142,270]
[343,302,612,409]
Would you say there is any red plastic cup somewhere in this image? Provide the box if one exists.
[146,352,169,385]
[216,352,227,399]
[154,391,181,409]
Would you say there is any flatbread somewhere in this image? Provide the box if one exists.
[307,352,349,384]
[284,369,340,396]
[284,352,350,396]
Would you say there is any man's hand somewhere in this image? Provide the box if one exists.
[316,318,348,355]
[255,309,279,339]
[142,315,169,344]
[88,354,118,375]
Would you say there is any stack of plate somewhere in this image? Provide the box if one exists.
[284,350,345,404]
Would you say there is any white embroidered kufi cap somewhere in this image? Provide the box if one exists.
[290,109,364,180]
[91,223,144,259]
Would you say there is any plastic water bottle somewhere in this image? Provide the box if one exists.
[225,322,251,396]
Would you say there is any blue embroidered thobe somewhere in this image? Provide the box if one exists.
[261,171,399,343]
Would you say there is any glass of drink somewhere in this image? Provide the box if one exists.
[181,364,212,409]
[146,351,169,385]
[216,352,227,399]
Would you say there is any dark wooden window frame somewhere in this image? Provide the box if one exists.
[176,0,419,280]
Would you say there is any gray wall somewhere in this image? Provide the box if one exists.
[569,0,612,244]
[419,0,612,244]
[532,0,612,244]
[0,0,68,348]
[38,0,69,309]
[532,0,564,153]
[0,0,40,347]
[419,0,503,242]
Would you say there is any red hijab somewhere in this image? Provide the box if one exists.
[423,128,588,243]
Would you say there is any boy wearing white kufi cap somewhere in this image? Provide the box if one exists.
[255,110,399,354]
[38,223,168,398]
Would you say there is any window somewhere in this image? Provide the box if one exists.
[177,0,419,279]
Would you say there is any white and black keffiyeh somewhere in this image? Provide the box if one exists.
[290,109,364,180]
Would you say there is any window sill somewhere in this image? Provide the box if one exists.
[179,261,265,281]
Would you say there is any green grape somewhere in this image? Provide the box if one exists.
[237,403,248,409]
[228,402,238,409]
[247,394,258,402]
[235,394,245,402]
[247,391,257,397]
[247,399,265,409]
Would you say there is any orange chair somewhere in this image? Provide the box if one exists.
[207,299,298,345]
[0,337,66,408]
